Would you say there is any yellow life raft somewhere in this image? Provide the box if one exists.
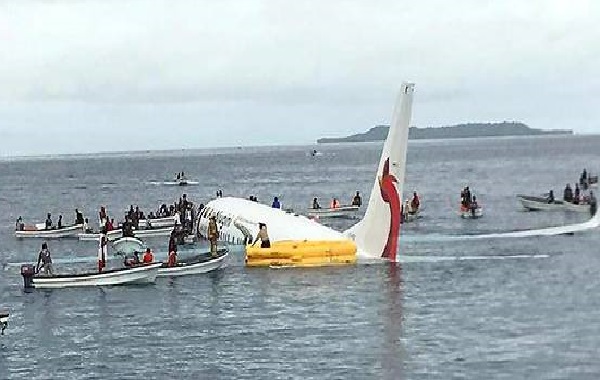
[245,240,357,267]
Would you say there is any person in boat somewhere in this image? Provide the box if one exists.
[122,218,134,238]
[547,190,555,204]
[124,251,140,267]
[404,199,412,218]
[464,187,472,207]
[106,219,115,231]
[312,197,321,209]
[45,213,53,230]
[15,216,24,231]
[36,242,53,275]
[470,196,479,216]
[563,184,574,203]
[98,227,107,273]
[75,209,84,225]
[208,215,219,257]
[167,233,177,267]
[83,218,93,233]
[330,198,340,209]
[99,206,107,226]
[143,248,154,264]
[352,191,362,207]
[590,191,597,217]
[252,223,271,248]
[574,183,581,205]
[411,191,420,211]
[272,197,281,209]
[57,215,63,229]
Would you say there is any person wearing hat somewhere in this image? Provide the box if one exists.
[207,215,219,257]
[252,223,271,248]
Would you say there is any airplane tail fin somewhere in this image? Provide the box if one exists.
[345,83,415,261]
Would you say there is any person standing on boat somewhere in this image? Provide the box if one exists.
[352,191,362,207]
[464,187,472,207]
[75,209,84,225]
[411,191,420,211]
[83,218,93,233]
[563,184,573,202]
[272,197,281,209]
[574,184,581,205]
[98,228,107,273]
[99,206,107,227]
[208,216,219,257]
[547,190,555,204]
[470,196,479,216]
[45,213,53,230]
[252,223,271,248]
[57,215,63,229]
[168,233,177,267]
[15,216,23,231]
[36,242,53,275]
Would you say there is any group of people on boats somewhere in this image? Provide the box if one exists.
[175,171,186,181]
[400,191,421,223]
[310,191,362,210]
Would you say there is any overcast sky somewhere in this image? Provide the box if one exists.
[1,0,599,155]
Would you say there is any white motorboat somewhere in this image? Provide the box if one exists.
[20,262,161,289]
[138,216,177,228]
[162,179,199,186]
[0,310,8,335]
[112,237,145,255]
[15,224,83,239]
[460,207,483,219]
[78,226,174,241]
[307,205,360,219]
[517,195,590,213]
[157,249,228,277]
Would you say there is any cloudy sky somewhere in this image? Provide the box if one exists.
[1,0,599,155]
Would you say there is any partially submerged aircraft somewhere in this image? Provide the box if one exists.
[198,82,416,263]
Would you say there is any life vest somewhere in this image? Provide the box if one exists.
[143,251,153,263]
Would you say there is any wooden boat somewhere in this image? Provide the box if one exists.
[306,205,359,219]
[78,226,173,241]
[517,195,590,213]
[15,224,82,239]
[20,262,161,289]
[157,249,228,277]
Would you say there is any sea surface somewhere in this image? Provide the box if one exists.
[1,135,599,379]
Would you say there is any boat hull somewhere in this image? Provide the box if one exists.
[307,205,359,219]
[518,195,590,212]
[78,227,174,241]
[157,250,228,277]
[138,216,177,228]
[461,207,483,219]
[15,224,82,239]
[28,263,161,289]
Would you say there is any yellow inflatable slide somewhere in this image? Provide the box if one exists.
[245,240,357,267]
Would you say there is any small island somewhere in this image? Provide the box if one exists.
[317,122,573,143]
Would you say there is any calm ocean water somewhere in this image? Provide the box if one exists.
[1,135,599,379]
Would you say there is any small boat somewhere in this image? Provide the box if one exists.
[403,209,421,223]
[78,226,174,241]
[460,206,483,219]
[517,195,590,213]
[307,205,359,219]
[15,224,82,239]
[0,310,8,335]
[157,249,228,277]
[138,216,177,228]
[162,179,199,186]
[112,237,145,255]
[20,262,161,289]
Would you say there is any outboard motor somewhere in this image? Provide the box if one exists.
[0,310,9,335]
[21,264,36,289]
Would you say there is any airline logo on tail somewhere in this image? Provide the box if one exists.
[378,157,401,260]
